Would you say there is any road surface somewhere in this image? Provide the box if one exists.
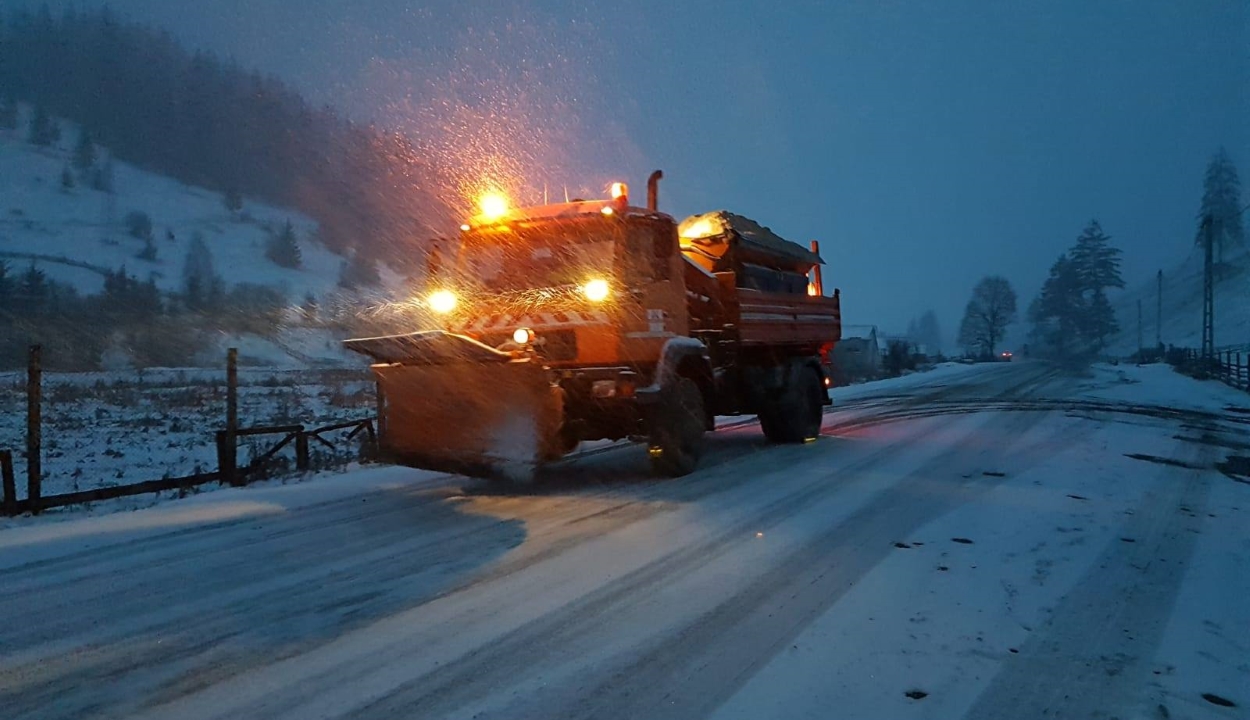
[2,361,1248,719]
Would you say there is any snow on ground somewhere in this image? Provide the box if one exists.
[1,361,1247,719]
[0,463,440,568]
[0,361,991,517]
[0,366,376,501]
[713,395,1247,719]
[830,361,999,403]
[1074,361,1250,413]
[0,106,345,301]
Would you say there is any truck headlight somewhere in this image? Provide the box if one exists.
[582,278,610,302]
[427,289,458,314]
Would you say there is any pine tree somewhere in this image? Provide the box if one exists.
[223,187,243,216]
[125,210,153,240]
[1069,220,1124,294]
[0,261,12,305]
[0,96,17,130]
[338,252,380,289]
[915,310,942,354]
[27,105,60,146]
[183,234,223,310]
[72,128,97,171]
[1084,289,1118,349]
[19,263,49,311]
[1065,220,1124,351]
[1028,254,1084,358]
[265,220,302,268]
[957,300,981,356]
[1197,148,1245,263]
[137,237,158,261]
[91,160,115,193]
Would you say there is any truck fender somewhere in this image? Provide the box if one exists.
[636,338,713,407]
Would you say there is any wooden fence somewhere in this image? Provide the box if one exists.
[1173,347,1250,392]
[2,345,378,516]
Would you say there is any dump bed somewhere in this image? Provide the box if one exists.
[717,274,841,347]
[679,211,841,349]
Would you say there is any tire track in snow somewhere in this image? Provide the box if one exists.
[962,437,1218,720]
[342,411,1061,720]
[0,364,1074,720]
[134,414,972,720]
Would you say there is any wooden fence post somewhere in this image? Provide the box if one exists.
[26,345,41,515]
[295,432,310,471]
[223,347,240,486]
[1,450,15,517]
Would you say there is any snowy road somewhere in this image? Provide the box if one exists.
[3,362,1248,719]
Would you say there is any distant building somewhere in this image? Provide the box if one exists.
[878,335,927,359]
[833,325,881,384]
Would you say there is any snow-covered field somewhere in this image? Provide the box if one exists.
[0,366,376,501]
[1,360,1246,720]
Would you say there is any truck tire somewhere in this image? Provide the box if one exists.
[649,378,706,477]
[760,366,823,443]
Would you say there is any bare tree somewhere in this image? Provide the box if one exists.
[958,276,1017,357]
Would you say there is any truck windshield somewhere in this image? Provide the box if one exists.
[460,223,617,291]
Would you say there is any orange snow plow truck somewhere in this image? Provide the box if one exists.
[345,172,841,482]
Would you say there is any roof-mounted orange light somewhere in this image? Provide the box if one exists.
[479,192,509,221]
[610,182,628,202]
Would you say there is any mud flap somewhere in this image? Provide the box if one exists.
[346,332,563,483]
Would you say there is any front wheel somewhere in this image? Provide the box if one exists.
[648,378,706,477]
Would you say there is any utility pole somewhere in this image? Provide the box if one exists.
[1137,299,1143,356]
[1201,214,1215,364]
[1155,269,1162,348]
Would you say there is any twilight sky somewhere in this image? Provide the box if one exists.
[37,0,1250,341]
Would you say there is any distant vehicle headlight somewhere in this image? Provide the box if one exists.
[427,289,457,314]
[582,278,610,302]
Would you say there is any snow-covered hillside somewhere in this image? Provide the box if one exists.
[1109,243,1250,354]
[0,105,414,367]
[0,105,346,298]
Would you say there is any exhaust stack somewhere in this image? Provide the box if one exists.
[647,170,663,211]
[809,240,824,296]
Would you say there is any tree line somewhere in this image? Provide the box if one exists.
[0,6,451,268]
[951,148,1243,361]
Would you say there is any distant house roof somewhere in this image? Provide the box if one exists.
[840,324,878,341]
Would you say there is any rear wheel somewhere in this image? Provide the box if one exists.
[649,378,706,477]
[760,366,823,443]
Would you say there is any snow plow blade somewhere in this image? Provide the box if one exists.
[344,331,562,483]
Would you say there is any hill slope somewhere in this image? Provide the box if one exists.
[0,106,346,300]
[0,106,407,368]
[1109,243,1250,354]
